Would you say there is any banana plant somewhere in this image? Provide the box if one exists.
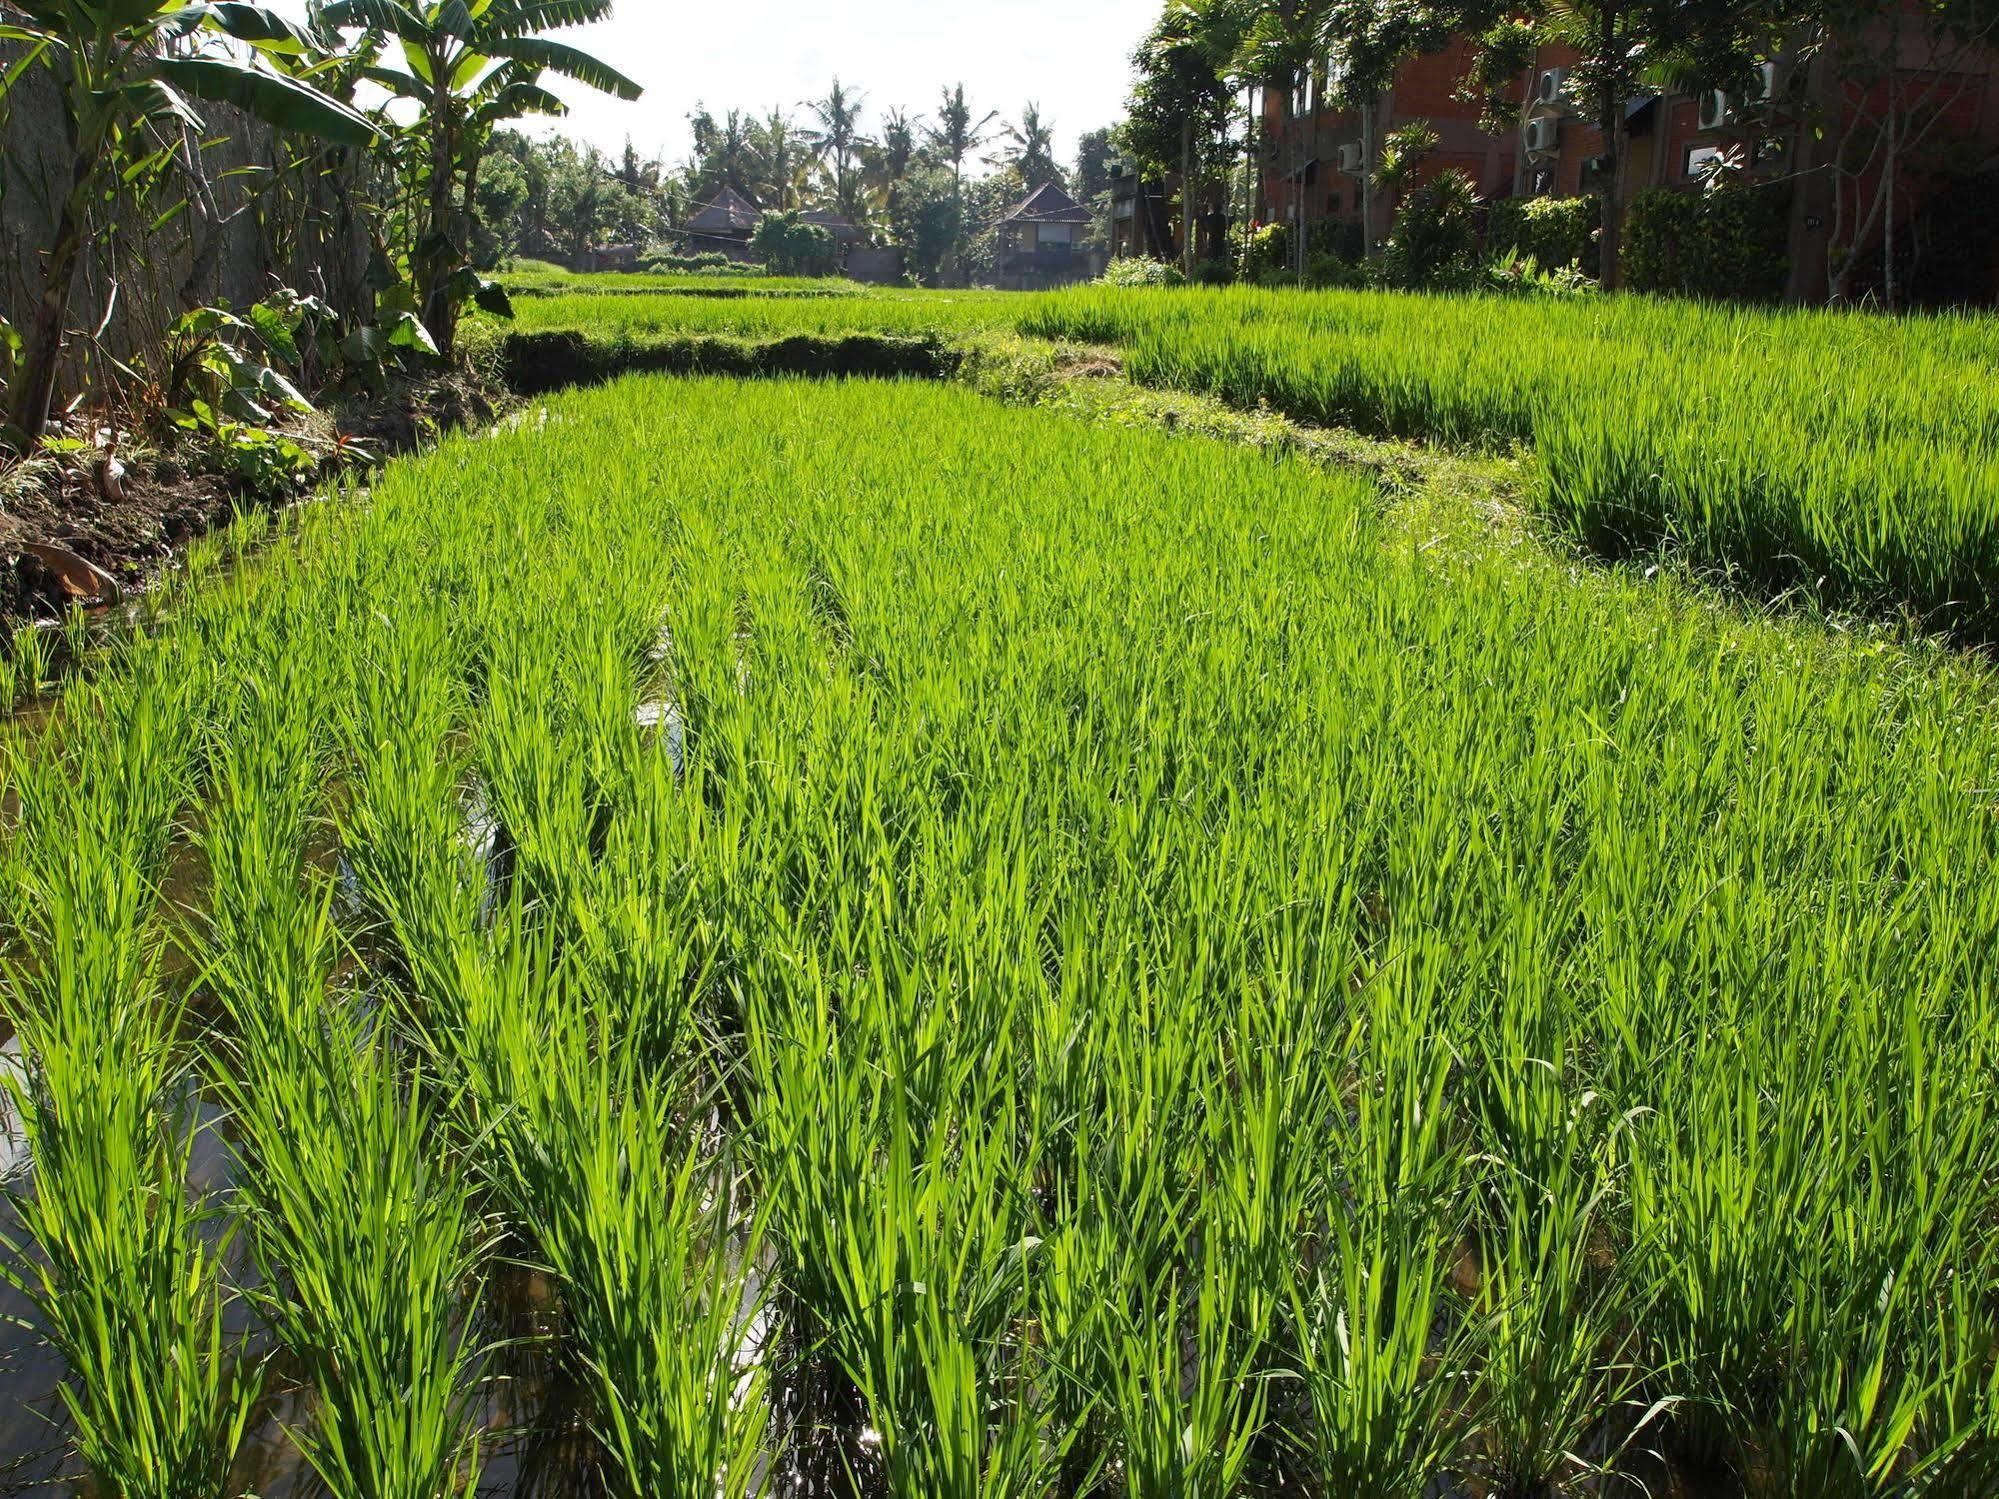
[0,1,379,451]
[317,0,641,355]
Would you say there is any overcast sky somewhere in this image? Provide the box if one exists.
[285,1,1163,171]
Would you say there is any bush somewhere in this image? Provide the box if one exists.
[640,252,761,276]
[1192,258,1234,286]
[1623,184,1788,302]
[1487,195,1598,273]
[1378,170,1484,290]
[1099,257,1185,288]
[749,212,839,278]
[1240,223,1293,281]
[1303,253,1369,290]
[1309,219,1366,264]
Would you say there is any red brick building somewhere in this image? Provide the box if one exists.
[1255,11,1999,302]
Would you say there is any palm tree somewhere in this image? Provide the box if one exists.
[753,110,812,212]
[869,106,924,220]
[319,0,641,351]
[0,1,377,447]
[926,84,999,280]
[997,102,1064,189]
[800,77,872,221]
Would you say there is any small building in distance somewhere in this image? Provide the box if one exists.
[679,186,761,261]
[1109,169,1179,261]
[993,181,1105,290]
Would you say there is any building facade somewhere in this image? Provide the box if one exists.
[1255,14,1999,302]
[994,182,1108,289]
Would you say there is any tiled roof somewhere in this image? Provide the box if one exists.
[997,181,1093,225]
[684,186,759,235]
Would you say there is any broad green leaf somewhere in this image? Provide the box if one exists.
[155,56,380,144]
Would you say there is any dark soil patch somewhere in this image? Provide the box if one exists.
[500,329,960,396]
[0,371,499,624]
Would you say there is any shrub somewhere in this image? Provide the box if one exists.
[1487,195,1598,273]
[749,212,839,278]
[1378,171,1484,290]
[1240,223,1293,281]
[641,252,761,276]
[1623,184,1788,302]
[1099,257,1186,289]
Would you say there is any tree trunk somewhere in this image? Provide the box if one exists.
[1360,95,1379,258]
[8,158,92,446]
[1179,126,1195,274]
[421,78,460,356]
[1597,91,1626,290]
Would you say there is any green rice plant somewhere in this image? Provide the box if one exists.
[4,371,1998,1498]
[1281,1010,1477,1497]
[195,663,489,1499]
[1023,285,1999,637]
[0,660,250,1498]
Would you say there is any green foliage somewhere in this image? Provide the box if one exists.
[641,252,758,275]
[1374,120,1440,196]
[1024,282,1999,635]
[1622,183,1791,302]
[749,211,839,278]
[1378,169,1483,289]
[1486,193,1598,272]
[1240,221,1293,280]
[886,164,966,287]
[1099,256,1187,288]
[0,0,378,446]
[8,371,1999,1496]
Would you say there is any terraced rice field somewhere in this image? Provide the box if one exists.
[505,281,1999,637]
[3,370,1996,1497]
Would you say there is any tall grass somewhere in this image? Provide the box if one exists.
[2,373,1996,1495]
[1020,285,1999,637]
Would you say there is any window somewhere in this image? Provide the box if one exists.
[1684,144,1727,180]
[1327,192,1343,215]
[1039,223,1074,245]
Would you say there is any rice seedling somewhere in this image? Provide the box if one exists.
[1020,286,1999,637]
[3,370,1997,1497]
[0,654,253,1498]
[193,655,490,1499]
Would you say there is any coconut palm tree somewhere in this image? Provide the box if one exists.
[0,0,378,447]
[925,84,999,280]
[996,102,1064,189]
[800,77,872,221]
[318,0,641,352]
[869,106,924,220]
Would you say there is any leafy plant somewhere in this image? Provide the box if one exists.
[0,1,377,450]
[317,0,640,355]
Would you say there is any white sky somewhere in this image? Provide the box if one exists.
[283,1,1163,172]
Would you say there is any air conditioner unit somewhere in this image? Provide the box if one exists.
[1336,142,1364,173]
[1748,61,1778,104]
[1524,116,1560,154]
[1699,89,1729,130]
[1537,68,1570,109]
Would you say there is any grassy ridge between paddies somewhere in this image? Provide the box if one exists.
[1022,286,1999,640]
[5,376,1998,1497]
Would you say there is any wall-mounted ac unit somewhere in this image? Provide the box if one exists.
[1699,89,1729,130]
[1524,116,1560,154]
[1748,61,1778,103]
[1537,68,1570,109]
[1336,142,1364,173]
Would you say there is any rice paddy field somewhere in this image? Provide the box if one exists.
[4,280,1999,1499]
[507,281,1999,637]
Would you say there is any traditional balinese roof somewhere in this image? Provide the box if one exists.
[799,208,866,243]
[683,186,760,236]
[997,181,1093,226]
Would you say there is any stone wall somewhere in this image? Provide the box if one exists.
[1,55,372,402]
